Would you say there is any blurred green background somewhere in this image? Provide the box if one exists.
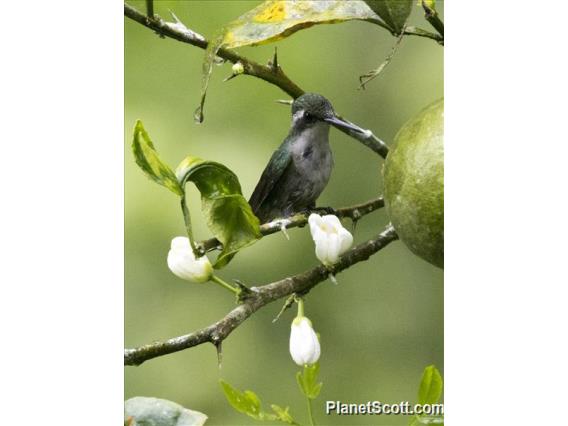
[125,1,443,425]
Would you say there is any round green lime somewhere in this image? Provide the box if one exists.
[383,98,444,268]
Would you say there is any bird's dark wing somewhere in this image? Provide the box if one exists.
[248,143,292,214]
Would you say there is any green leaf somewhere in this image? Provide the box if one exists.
[296,362,323,400]
[220,380,282,422]
[365,0,412,34]
[132,120,183,196]
[195,0,381,122]
[176,157,261,268]
[219,381,299,424]
[270,405,298,425]
[409,365,444,426]
[220,380,264,419]
[418,365,443,405]
[124,397,207,426]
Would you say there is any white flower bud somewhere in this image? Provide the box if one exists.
[308,214,353,266]
[289,316,320,366]
[167,237,212,283]
[232,62,244,75]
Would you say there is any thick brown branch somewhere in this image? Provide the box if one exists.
[124,224,398,366]
[124,3,390,158]
[197,196,385,254]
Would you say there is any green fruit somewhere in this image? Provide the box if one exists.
[383,99,444,268]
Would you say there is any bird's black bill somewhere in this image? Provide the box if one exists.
[324,116,366,133]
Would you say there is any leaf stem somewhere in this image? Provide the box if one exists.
[306,395,315,426]
[422,2,444,38]
[297,297,305,318]
[211,275,239,295]
[180,193,198,254]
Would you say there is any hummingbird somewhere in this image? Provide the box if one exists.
[249,93,365,223]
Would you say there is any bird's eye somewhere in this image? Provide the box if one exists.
[304,112,312,120]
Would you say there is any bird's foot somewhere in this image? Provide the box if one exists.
[279,221,290,240]
[324,265,339,285]
[328,273,339,285]
[310,206,338,216]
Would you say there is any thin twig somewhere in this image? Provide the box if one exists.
[404,25,443,46]
[359,27,406,90]
[196,197,384,254]
[363,16,443,44]
[145,0,154,19]
[422,3,444,39]
[124,224,398,366]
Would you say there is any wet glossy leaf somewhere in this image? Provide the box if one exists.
[365,0,412,34]
[132,120,183,196]
[195,0,381,122]
[124,397,207,426]
[176,157,261,268]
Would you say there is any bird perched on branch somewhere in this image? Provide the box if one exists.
[249,93,365,223]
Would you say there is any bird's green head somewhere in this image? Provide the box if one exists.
[292,93,334,120]
[291,93,365,133]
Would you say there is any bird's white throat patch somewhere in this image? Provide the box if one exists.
[292,109,305,125]
[292,121,330,154]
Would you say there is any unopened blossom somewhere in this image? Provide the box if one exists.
[289,316,320,366]
[167,236,212,283]
[232,62,244,75]
[308,214,353,266]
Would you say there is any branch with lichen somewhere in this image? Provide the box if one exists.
[125,224,398,366]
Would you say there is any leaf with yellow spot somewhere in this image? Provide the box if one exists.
[195,0,384,123]
[253,0,287,23]
[223,0,380,49]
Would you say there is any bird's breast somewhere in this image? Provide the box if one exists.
[290,126,333,198]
